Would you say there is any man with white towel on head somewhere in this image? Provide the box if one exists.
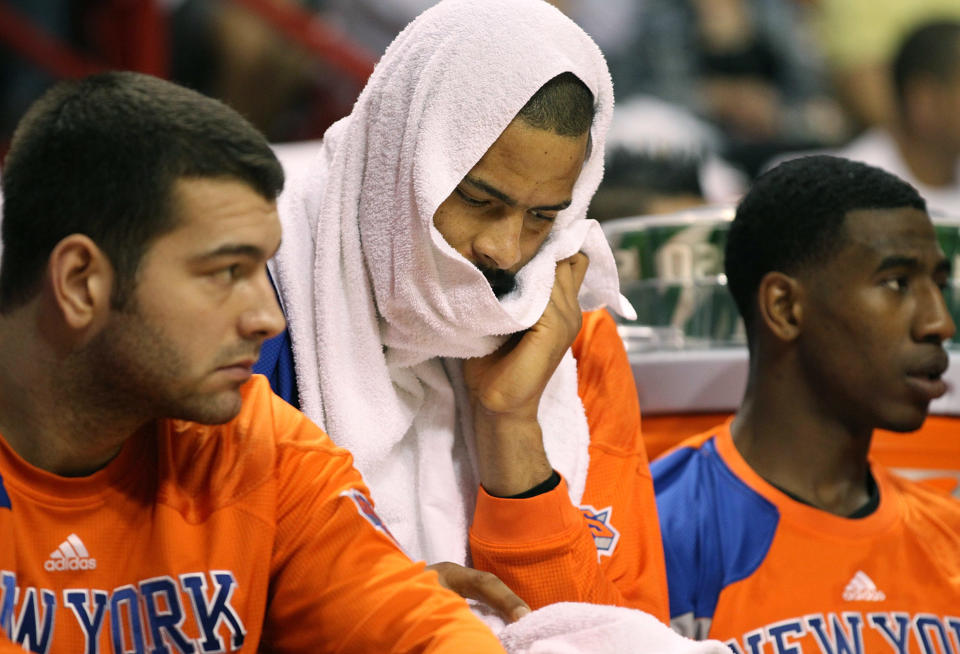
[255,0,670,626]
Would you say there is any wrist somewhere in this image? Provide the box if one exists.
[473,415,553,497]
[489,469,561,499]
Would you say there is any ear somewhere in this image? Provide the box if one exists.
[757,271,803,342]
[47,234,115,331]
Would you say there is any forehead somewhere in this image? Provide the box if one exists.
[841,206,939,259]
[155,178,281,254]
[467,119,588,203]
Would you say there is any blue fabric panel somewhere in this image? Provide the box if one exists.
[0,475,10,510]
[252,271,300,409]
[651,436,780,622]
[254,328,299,409]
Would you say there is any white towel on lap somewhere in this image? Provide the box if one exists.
[493,603,729,654]
[271,0,632,565]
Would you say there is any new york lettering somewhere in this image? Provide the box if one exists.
[726,612,960,654]
[0,570,246,653]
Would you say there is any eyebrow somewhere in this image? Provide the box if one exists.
[463,175,573,212]
[875,254,952,276]
[189,243,272,263]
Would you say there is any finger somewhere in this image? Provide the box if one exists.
[426,562,457,591]
[568,251,589,292]
[550,252,588,314]
[426,563,531,623]
[467,569,532,623]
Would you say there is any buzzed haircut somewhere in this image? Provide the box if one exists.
[516,72,595,137]
[0,71,284,311]
[725,155,926,337]
[892,20,960,112]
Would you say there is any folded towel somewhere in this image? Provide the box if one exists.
[271,0,630,564]
[492,603,730,654]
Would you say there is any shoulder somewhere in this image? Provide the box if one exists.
[571,309,621,360]
[157,376,351,517]
[651,430,780,622]
[879,465,960,529]
[652,430,779,531]
[570,309,644,452]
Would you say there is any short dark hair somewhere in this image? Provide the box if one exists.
[516,72,595,137]
[725,155,926,335]
[892,20,960,112]
[0,71,284,311]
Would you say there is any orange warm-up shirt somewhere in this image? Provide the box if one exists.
[652,423,960,653]
[0,376,505,653]
[469,309,670,621]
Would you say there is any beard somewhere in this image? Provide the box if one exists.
[478,265,517,298]
[74,302,253,427]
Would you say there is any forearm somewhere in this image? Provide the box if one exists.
[468,478,634,611]
[473,413,554,497]
[468,454,669,621]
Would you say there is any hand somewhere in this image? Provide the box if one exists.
[427,562,531,623]
[463,253,589,496]
[464,253,589,419]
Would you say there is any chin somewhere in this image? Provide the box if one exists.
[169,391,244,426]
[876,408,929,434]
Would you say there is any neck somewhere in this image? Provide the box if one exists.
[894,126,959,187]
[0,312,148,476]
[732,363,874,516]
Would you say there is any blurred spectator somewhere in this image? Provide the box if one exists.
[317,0,433,55]
[591,150,707,220]
[591,96,747,221]
[172,0,356,142]
[549,0,639,66]
[0,1,76,145]
[815,20,960,218]
[606,0,846,176]
[813,0,960,130]
[0,0,372,150]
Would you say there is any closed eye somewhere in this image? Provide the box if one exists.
[455,187,488,207]
[529,210,557,222]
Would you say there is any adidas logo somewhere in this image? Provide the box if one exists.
[44,533,97,572]
[842,570,885,601]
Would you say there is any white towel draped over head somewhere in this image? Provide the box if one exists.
[271,0,632,565]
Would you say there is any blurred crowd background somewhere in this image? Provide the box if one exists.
[2,0,960,220]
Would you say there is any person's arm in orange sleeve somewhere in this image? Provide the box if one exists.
[0,632,21,654]
[469,309,670,622]
[262,397,506,653]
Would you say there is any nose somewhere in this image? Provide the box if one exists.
[473,210,524,271]
[239,268,287,341]
[914,281,956,344]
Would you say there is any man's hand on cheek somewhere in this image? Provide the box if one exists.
[464,253,589,497]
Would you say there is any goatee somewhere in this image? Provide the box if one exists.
[479,265,517,298]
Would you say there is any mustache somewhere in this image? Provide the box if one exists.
[478,265,517,298]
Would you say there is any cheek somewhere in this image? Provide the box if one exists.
[136,288,223,352]
[803,304,877,373]
[432,204,465,249]
[825,322,896,388]
[518,224,552,263]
